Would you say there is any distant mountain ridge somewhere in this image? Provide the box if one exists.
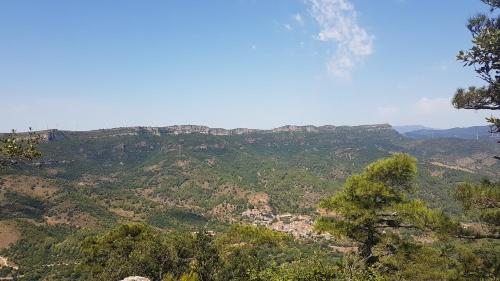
[6,124,394,140]
[393,125,434,134]
[402,125,498,140]
[6,124,500,143]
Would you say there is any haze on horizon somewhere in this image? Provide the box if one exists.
[0,0,496,132]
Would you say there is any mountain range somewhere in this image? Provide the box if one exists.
[393,125,500,140]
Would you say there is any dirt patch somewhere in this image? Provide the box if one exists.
[216,184,247,199]
[0,175,58,198]
[412,235,436,244]
[330,245,358,254]
[77,174,117,187]
[110,208,135,219]
[174,160,190,168]
[136,187,155,197]
[247,192,272,213]
[73,213,99,228]
[206,158,216,166]
[46,168,63,176]
[430,170,445,177]
[143,161,165,172]
[300,191,322,208]
[331,168,348,180]
[481,157,497,167]
[210,203,237,222]
[430,162,474,173]
[461,222,494,237]
[248,192,269,206]
[45,215,68,225]
[452,153,498,172]
[317,208,341,218]
[455,157,475,168]
[45,213,98,228]
[0,221,20,249]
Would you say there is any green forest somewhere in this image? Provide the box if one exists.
[0,148,498,280]
[0,124,499,280]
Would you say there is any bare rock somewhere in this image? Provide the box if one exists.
[120,276,151,281]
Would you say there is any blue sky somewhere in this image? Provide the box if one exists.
[0,0,496,132]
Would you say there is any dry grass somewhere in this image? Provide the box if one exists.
[110,208,136,219]
[44,213,98,228]
[0,175,58,199]
[430,162,474,173]
[247,192,269,206]
[0,221,20,249]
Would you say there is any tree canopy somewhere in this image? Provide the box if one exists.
[315,154,452,265]
[452,0,500,137]
[455,179,500,239]
[0,128,41,168]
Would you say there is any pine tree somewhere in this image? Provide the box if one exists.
[455,179,500,239]
[0,128,41,168]
[452,0,500,155]
[315,154,451,265]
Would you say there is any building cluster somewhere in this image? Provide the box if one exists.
[241,209,331,240]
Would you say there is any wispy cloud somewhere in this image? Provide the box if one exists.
[283,14,304,31]
[293,13,304,26]
[307,0,374,78]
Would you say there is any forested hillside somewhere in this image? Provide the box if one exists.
[0,125,499,280]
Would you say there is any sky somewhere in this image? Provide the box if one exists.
[0,0,497,132]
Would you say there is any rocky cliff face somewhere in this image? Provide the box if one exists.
[21,124,394,140]
[3,124,396,144]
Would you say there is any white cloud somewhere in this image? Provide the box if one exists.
[284,23,293,30]
[293,13,304,26]
[326,51,354,78]
[307,0,374,78]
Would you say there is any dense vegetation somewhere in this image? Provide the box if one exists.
[0,129,41,168]
[0,125,498,280]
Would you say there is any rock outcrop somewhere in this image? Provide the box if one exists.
[120,276,151,281]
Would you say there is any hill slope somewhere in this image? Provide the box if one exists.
[402,125,499,140]
[1,124,499,279]
[2,124,498,227]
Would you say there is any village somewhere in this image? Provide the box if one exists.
[241,208,331,240]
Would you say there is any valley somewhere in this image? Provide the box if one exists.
[0,124,499,280]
